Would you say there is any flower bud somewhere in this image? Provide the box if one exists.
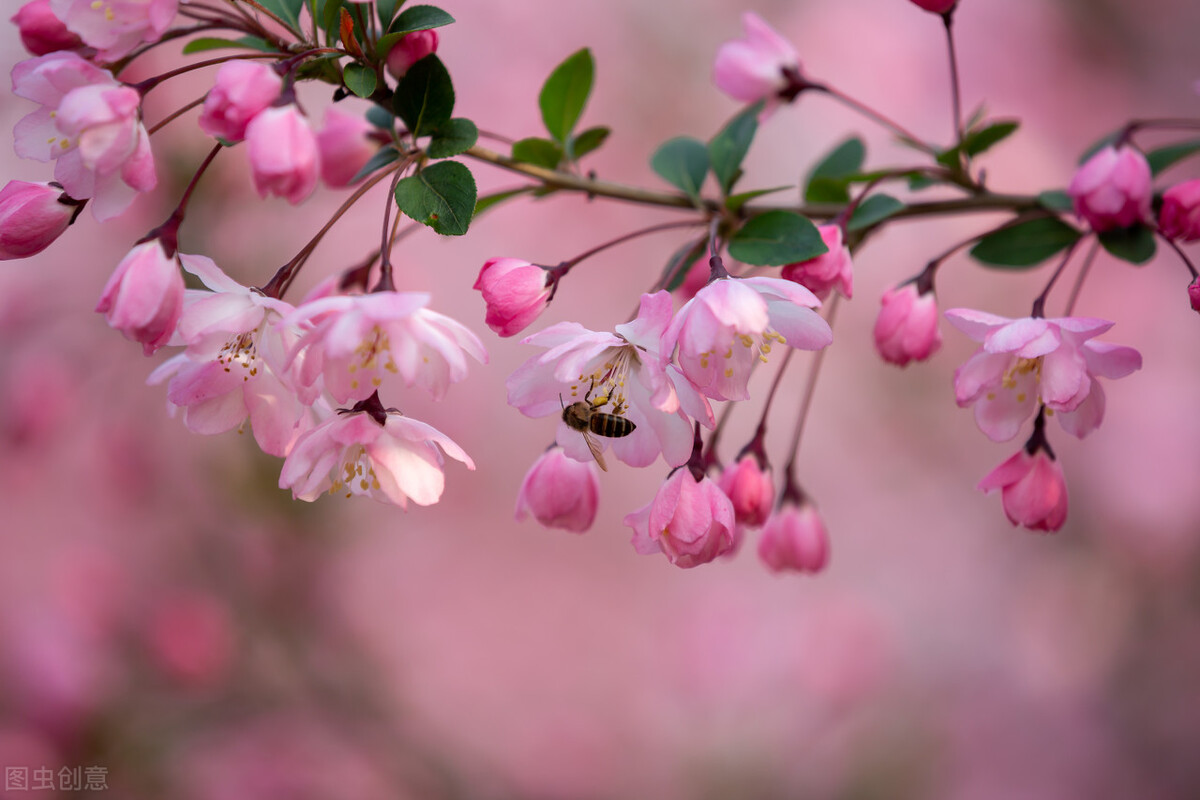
[1159,178,1200,242]
[873,282,942,366]
[385,30,439,80]
[198,60,283,143]
[1067,144,1152,232]
[713,12,801,115]
[473,257,552,337]
[909,0,958,14]
[245,105,320,205]
[781,224,853,300]
[758,502,830,574]
[625,469,737,568]
[0,181,75,260]
[978,449,1068,532]
[717,455,774,529]
[12,0,82,56]
[1188,277,1200,314]
[515,447,601,533]
[317,107,378,187]
[95,240,185,355]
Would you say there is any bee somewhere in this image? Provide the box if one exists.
[561,392,636,472]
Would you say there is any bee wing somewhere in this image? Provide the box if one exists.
[583,430,608,472]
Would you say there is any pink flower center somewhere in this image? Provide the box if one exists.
[698,330,786,379]
[566,345,637,417]
[333,445,381,498]
[348,326,400,392]
[218,331,261,381]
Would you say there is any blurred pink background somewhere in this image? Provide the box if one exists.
[3,0,1200,797]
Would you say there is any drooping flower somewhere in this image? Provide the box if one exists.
[278,400,473,508]
[978,448,1068,533]
[284,291,487,405]
[758,501,830,574]
[245,104,320,205]
[12,0,83,56]
[1159,178,1200,242]
[507,291,713,469]
[625,468,738,568]
[713,12,803,116]
[197,60,283,144]
[0,180,77,259]
[662,275,832,402]
[95,239,184,355]
[316,106,379,187]
[781,224,853,300]
[385,30,439,80]
[873,282,942,366]
[12,51,156,221]
[49,0,178,62]
[473,257,552,337]
[1067,144,1152,232]
[944,309,1142,441]
[514,447,601,533]
[717,454,774,529]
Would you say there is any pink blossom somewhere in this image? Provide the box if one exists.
[978,449,1068,532]
[148,254,317,458]
[49,0,178,62]
[873,282,942,366]
[473,257,552,337]
[624,469,737,568]
[1189,277,1200,314]
[1067,144,1152,232]
[245,105,320,205]
[1159,178,1200,242]
[514,447,601,533]
[0,180,76,259]
[279,406,473,508]
[95,239,184,355]
[781,224,853,300]
[12,51,157,221]
[662,275,832,402]
[285,291,487,405]
[717,455,774,529]
[758,502,830,574]
[713,12,801,115]
[385,29,439,80]
[12,0,83,56]
[316,106,378,187]
[197,60,282,144]
[507,291,713,469]
[909,0,958,14]
[944,309,1142,441]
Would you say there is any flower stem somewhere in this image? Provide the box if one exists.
[1030,238,1081,318]
[783,296,841,481]
[1158,231,1200,279]
[1063,239,1101,316]
[942,11,966,164]
[812,84,939,156]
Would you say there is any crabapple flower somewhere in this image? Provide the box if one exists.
[625,468,737,569]
[781,224,853,300]
[514,447,601,533]
[717,455,774,529]
[945,310,1142,441]
[279,404,473,508]
[316,107,378,187]
[1067,144,1152,232]
[12,51,157,221]
[473,257,552,337]
[385,30,439,80]
[13,0,83,56]
[0,180,76,259]
[909,0,958,14]
[49,0,178,62]
[197,60,283,144]
[713,12,802,115]
[758,502,830,574]
[663,275,832,402]
[507,291,713,469]
[245,105,320,205]
[873,282,942,366]
[1159,178,1200,242]
[978,448,1068,533]
[147,254,315,458]
[95,239,184,355]
[285,292,487,405]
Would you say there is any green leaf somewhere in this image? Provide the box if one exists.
[724,185,793,214]
[426,118,478,159]
[650,137,709,201]
[181,36,272,54]
[256,0,305,32]
[969,216,1083,268]
[805,137,865,203]
[570,126,610,160]
[366,105,395,130]
[1147,139,1200,176]
[846,194,905,232]
[474,187,534,217]
[393,54,454,139]
[708,103,760,195]
[1037,190,1073,213]
[1098,224,1156,265]
[662,238,709,293]
[349,147,399,184]
[937,120,1019,166]
[377,5,456,57]
[729,211,827,266]
[511,137,563,169]
[342,63,378,98]
[394,160,477,236]
[539,48,594,144]
[316,0,343,42]
[376,0,402,27]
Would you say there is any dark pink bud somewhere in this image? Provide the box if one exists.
[473,257,552,337]
[781,224,853,300]
[12,0,83,56]
[1159,178,1200,242]
[514,447,601,533]
[385,29,439,80]
[978,449,1068,533]
[909,0,958,13]
[1188,277,1200,314]
[758,502,830,574]
[873,283,942,366]
[0,180,75,260]
[717,455,774,528]
[1067,144,1152,232]
[95,240,185,355]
